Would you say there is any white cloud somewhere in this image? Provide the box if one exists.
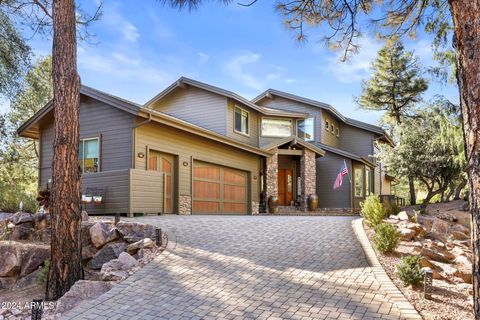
[101,4,140,42]
[324,36,382,84]
[197,52,210,65]
[122,22,139,42]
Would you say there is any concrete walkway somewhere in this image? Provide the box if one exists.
[64,216,408,320]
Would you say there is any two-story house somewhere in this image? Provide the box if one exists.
[18,77,394,216]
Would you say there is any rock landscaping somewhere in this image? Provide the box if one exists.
[0,212,166,319]
[364,199,473,320]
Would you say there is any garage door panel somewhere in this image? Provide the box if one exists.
[193,161,248,215]
[193,166,220,180]
[193,201,220,213]
[193,181,220,199]
[223,185,246,202]
[223,203,246,214]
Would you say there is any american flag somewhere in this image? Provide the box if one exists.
[333,161,349,190]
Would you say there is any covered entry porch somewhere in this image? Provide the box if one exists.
[260,137,325,213]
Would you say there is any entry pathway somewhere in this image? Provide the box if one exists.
[65,216,407,319]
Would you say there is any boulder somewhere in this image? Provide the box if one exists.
[126,238,156,255]
[10,211,33,225]
[89,222,119,248]
[14,268,43,289]
[82,245,97,262]
[461,202,469,212]
[437,213,457,222]
[87,242,127,270]
[420,247,455,263]
[32,212,48,230]
[398,228,416,241]
[453,255,473,284]
[397,211,409,221]
[389,215,400,220]
[10,222,34,240]
[419,257,434,269]
[0,212,13,223]
[431,218,450,234]
[0,276,16,289]
[55,280,113,314]
[451,223,470,235]
[0,242,21,276]
[100,252,137,281]
[81,210,89,221]
[430,260,457,280]
[116,221,156,243]
[451,231,469,241]
[20,244,50,276]
[81,221,95,247]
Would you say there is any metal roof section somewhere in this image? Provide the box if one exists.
[319,143,377,168]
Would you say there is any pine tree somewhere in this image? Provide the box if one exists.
[357,41,428,127]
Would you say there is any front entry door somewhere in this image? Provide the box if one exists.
[278,169,293,206]
[149,152,175,214]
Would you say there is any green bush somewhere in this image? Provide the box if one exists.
[0,191,38,213]
[373,223,399,253]
[361,195,387,226]
[396,255,424,287]
[37,260,50,284]
[384,201,400,216]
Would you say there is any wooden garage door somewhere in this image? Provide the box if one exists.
[193,161,248,214]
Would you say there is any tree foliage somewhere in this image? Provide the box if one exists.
[357,41,428,126]
[378,100,465,206]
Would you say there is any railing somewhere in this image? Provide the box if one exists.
[379,194,405,207]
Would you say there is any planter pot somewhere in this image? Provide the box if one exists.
[308,194,318,211]
[268,196,278,214]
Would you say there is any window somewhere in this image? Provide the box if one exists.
[354,167,364,197]
[336,127,340,137]
[331,124,335,134]
[297,117,315,141]
[261,118,292,137]
[234,106,249,135]
[365,168,373,196]
[325,120,329,130]
[79,138,99,173]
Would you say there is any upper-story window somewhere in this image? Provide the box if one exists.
[79,137,100,173]
[261,118,292,137]
[297,117,315,141]
[336,127,340,137]
[234,106,249,135]
[325,120,329,130]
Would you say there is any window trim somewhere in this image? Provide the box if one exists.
[296,117,315,142]
[233,105,250,136]
[354,167,365,198]
[260,117,293,138]
[79,136,100,174]
[336,127,340,137]
[325,120,329,130]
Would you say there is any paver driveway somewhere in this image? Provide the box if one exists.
[65,216,405,320]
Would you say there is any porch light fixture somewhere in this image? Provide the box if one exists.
[183,161,189,166]
[137,152,145,158]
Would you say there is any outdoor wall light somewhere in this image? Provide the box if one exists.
[137,152,145,158]
[183,161,189,167]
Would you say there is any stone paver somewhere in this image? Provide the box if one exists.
[64,216,408,320]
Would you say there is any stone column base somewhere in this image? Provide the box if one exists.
[179,195,192,215]
[251,201,260,215]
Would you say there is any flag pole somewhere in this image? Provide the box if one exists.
[344,159,352,184]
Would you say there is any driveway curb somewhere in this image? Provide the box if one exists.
[352,218,423,320]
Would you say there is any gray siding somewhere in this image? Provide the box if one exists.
[316,153,352,208]
[321,111,340,148]
[338,124,375,158]
[38,96,135,189]
[226,100,259,146]
[82,169,130,214]
[150,87,227,135]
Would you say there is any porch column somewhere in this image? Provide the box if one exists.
[265,149,278,213]
[300,149,316,212]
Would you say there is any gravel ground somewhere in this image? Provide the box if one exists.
[365,223,473,320]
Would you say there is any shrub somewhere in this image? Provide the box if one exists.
[373,223,399,253]
[384,201,400,216]
[396,255,424,287]
[37,260,50,284]
[0,191,38,213]
[361,195,387,227]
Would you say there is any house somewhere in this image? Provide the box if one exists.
[18,77,395,216]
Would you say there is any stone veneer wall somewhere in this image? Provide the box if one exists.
[265,150,278,213]
[179,195,192,215]
[251,201,259,215]
[300,149,316,211]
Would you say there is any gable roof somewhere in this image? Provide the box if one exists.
[144,77,308,118]
[261,136,326,157]
[252,88,394,146]
[17,85,141,139]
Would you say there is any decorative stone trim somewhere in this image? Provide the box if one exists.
[300,149,316,211]
[352,218,422,320]
[251,201,259,215]
[178,195,192,215]
[265,150,278,213]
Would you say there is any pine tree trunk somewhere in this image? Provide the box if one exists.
[448,0,480,316]
[45,0,82,301]
[408,176,416,205]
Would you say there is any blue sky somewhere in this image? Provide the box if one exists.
[2,0,459,125]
